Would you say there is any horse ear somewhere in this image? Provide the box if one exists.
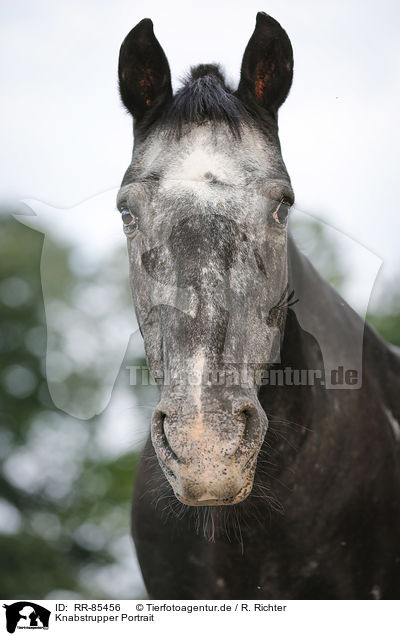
[118,18,172,123]
[237,12,293,116]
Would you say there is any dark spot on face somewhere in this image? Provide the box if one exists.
[254,248,267,278]
[141,247,158,273]
[140,246,172,286]
[204,172,220,184]
[168,214,240,288]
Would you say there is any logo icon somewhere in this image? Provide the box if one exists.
[2,603,51,634]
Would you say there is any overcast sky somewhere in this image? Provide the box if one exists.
[1,0,399,311]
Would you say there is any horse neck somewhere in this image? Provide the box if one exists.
[258,233,361,449]
[255,236,400,513]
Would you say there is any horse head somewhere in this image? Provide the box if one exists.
[118,13,294,505]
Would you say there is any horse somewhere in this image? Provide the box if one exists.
[116,13,400,599]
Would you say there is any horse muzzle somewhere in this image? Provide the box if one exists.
[151,394,268,505]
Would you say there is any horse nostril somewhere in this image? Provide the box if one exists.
[236,403,257,423]
[152,408,179,463]
[235,403,261,445]
[159,412,171,455]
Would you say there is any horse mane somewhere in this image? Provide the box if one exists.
[163,64,252,137]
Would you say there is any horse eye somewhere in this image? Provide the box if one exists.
[121,210,132,224]
[273,200,291,225]
[120,208,138,232]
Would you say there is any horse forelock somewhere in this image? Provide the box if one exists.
[159,64,253,139]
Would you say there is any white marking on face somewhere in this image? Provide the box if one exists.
[140,124,275,204]
[165,145,234,183]
[190,351,206,433]
[383,405,400,441]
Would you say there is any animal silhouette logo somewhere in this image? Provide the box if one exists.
[2,602,51,633]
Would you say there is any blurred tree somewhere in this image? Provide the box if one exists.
[290,214,347,292]
[292,212,400,345]
[367,293,400,347]
[0,212,146,599]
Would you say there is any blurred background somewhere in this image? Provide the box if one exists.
[1,0,399,599]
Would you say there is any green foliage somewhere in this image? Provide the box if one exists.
[368,298,400,347]
[290,215,347,292]
[0,213,146,599]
